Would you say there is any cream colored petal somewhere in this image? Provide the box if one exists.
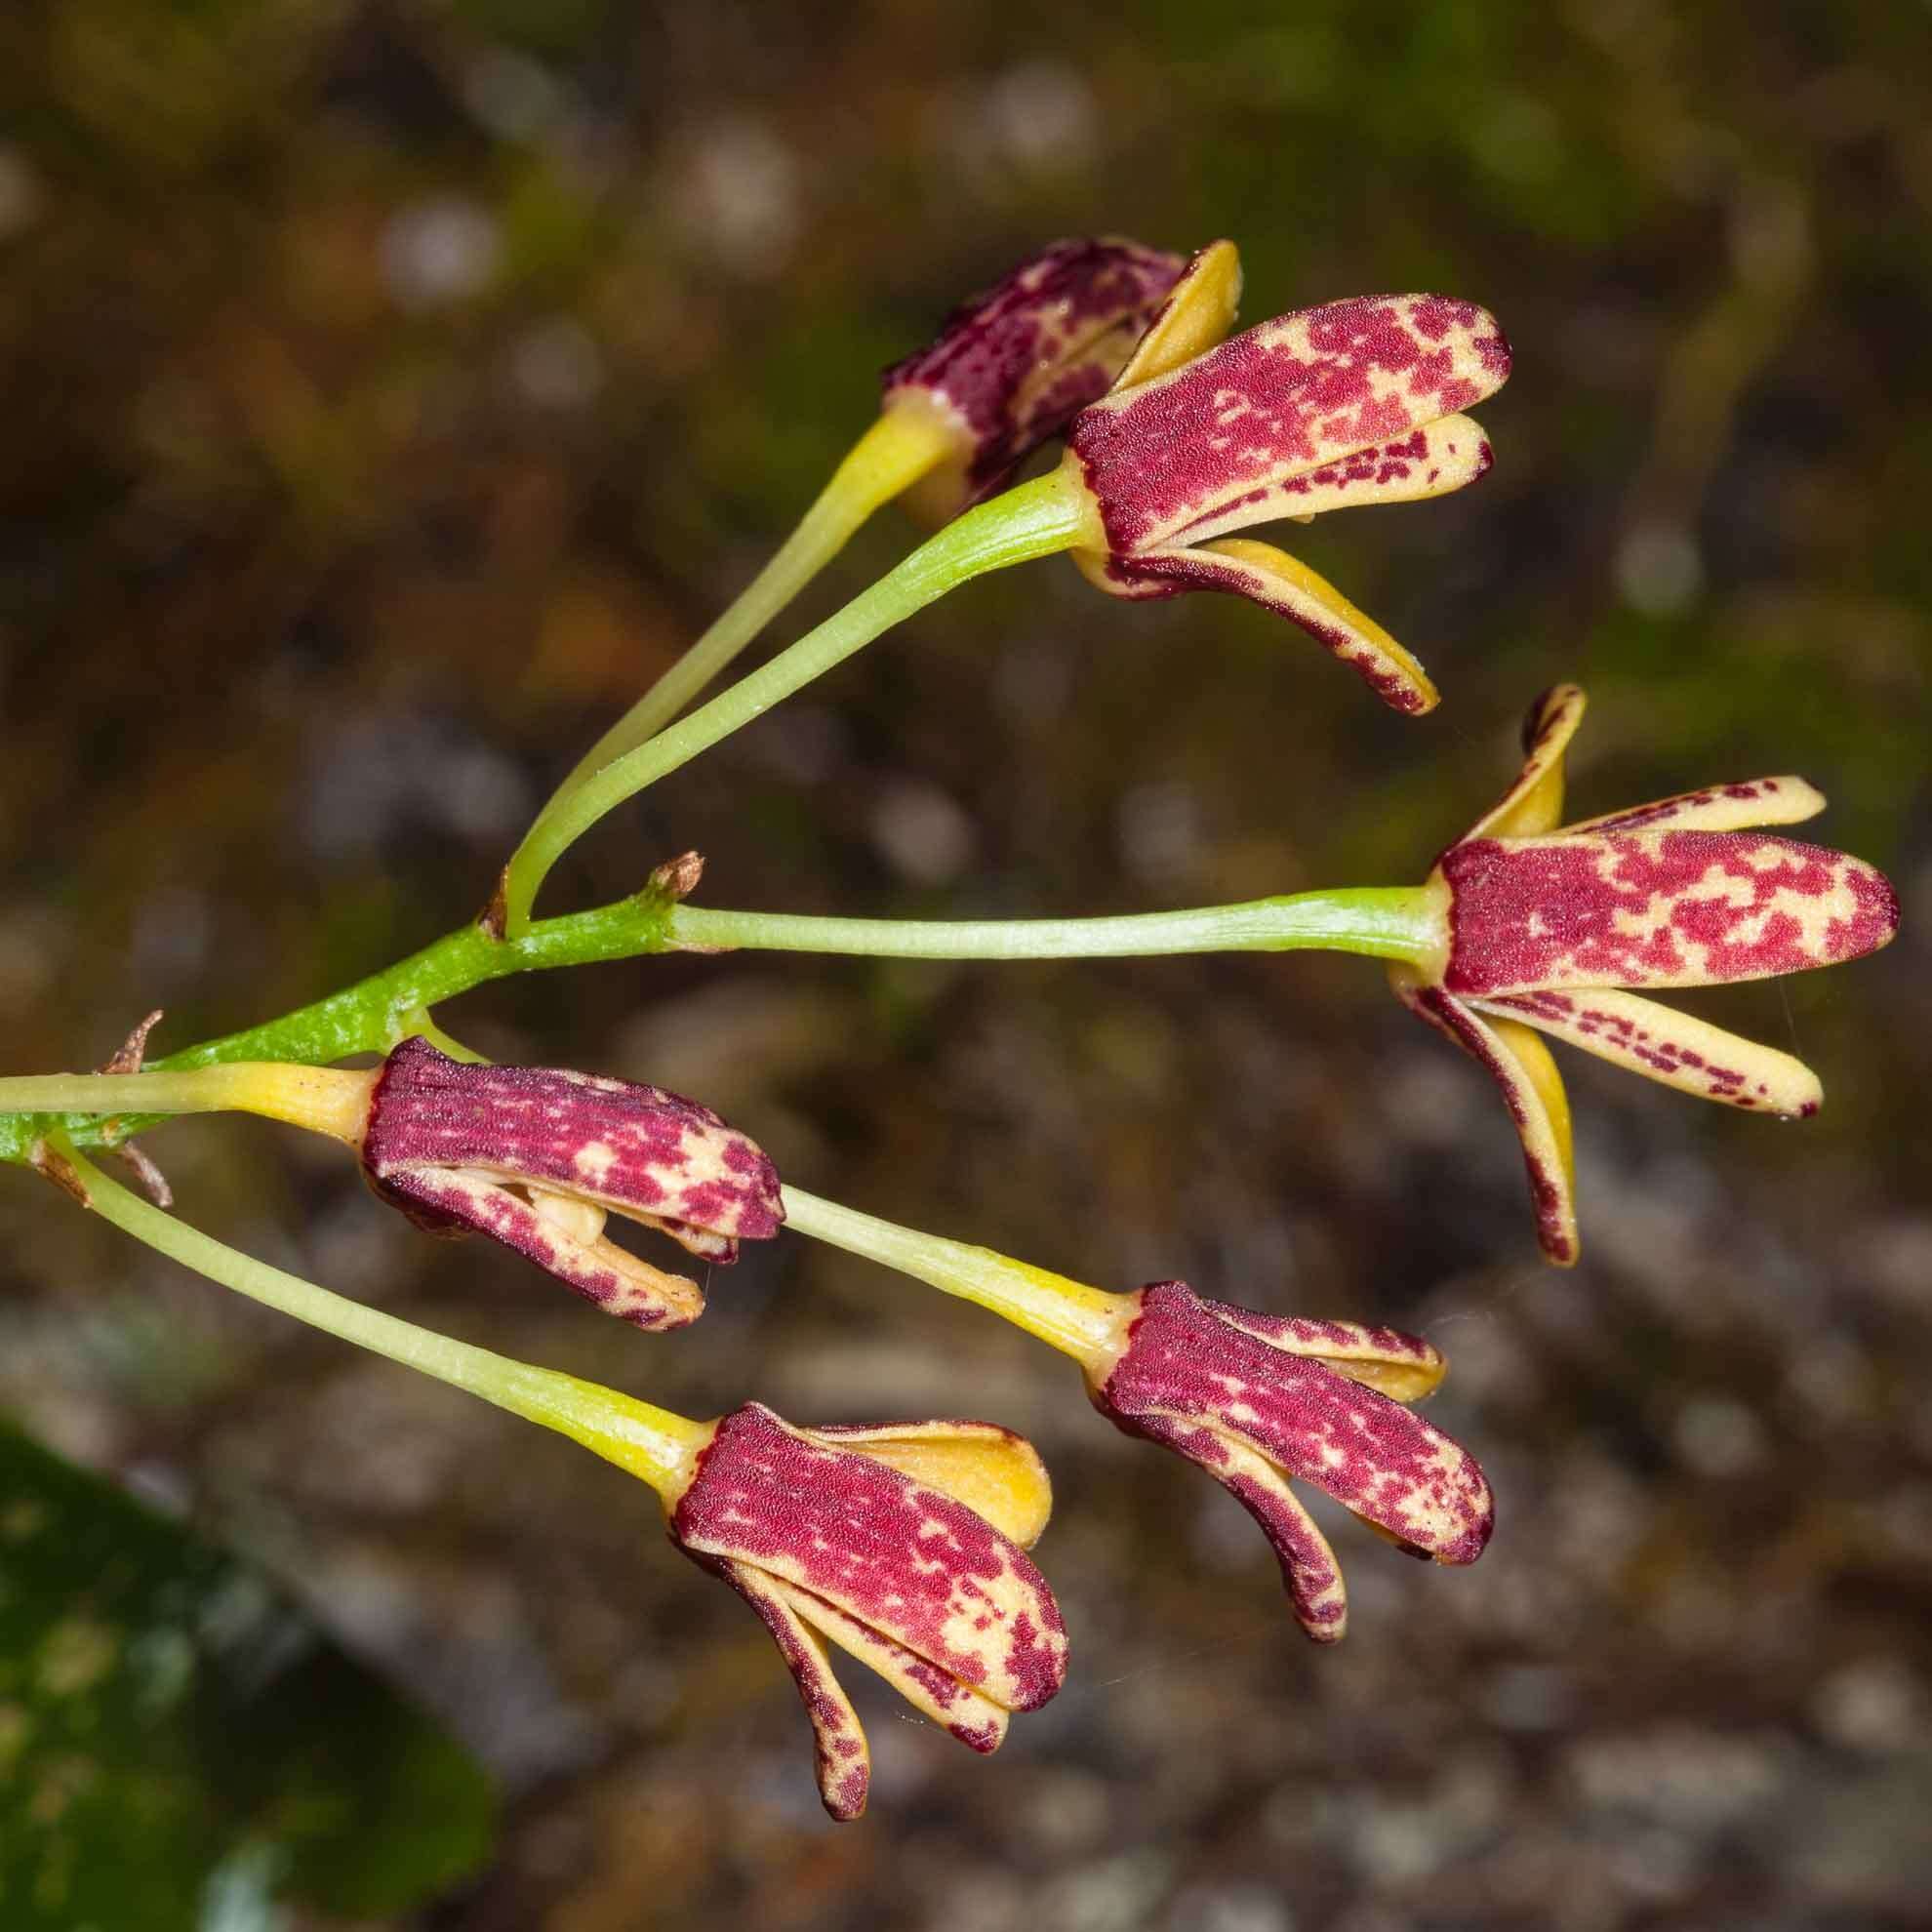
[1108,238,1243,389]
[770,1576,1012,1752]
[1175,413,1493,545]
[1206,1308,1447,1404]
[803,1420,1054,1548]
[1465,684,1588,840]
[1104,538,1438,715]
[1476,987,1823,1116]
[714,1560,872,1821]
[1560,776,1826,836]
[1393,973,1580,1266]
[382,1167,704,1327]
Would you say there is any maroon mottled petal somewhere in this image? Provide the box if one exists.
[882,238,1183,506]
[1443,831,1902,996]
[363,1038,783,1252]
[770,1575,1012,1752]
[1086,538,1437,714]
[369,1166,704,1328]
[1115,1408,1349,1640]
[1560,776,1825,838]
[1093,1282,1494,1568]
[696,1554,872,1821]
[1171,414,1493,548]
[1068,294,1509,556]
[671,1404,1067,1714]
[1392,978,1578,1266]
[1476,987,1823,1116]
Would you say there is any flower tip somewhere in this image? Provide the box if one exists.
[1522,682,1587,754]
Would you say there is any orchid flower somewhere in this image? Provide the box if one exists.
[672,1402,1067,1819]
[356,1038,784,1326]
[881,235,1186,523]
[1055,241,1510,713]
[1390,684,1902,1263]
[780,1191,1492,1644]
[0,1037,784,1329]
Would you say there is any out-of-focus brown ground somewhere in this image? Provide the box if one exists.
[2,3,1929,1926]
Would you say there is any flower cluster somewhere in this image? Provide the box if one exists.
[5,229,1905,1831]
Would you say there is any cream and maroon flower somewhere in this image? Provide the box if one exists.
[881,236,1186,522]
[1085,1280,1491,1642]
[667,1401,1067,1820]
[359,1037,782,1328]
[1390,684,1902,1264]
[1056,243,1510,714]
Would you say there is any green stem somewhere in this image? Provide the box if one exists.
[671,885,1442,965]
[500,468,1089,934]
[61,1146,709,1494]
[780,1185,1130,1372]
[551,409,951,798]
[0,886,681,1165]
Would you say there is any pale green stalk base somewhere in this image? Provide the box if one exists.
[672,885,1442,965]
[0,1064,374,1143]
[500,468,1089,934]
[553,408,952,798]
[63,1146,708,1495]
[781,1185,1130,1373]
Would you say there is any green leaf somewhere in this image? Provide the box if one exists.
[0,1421,497,1930]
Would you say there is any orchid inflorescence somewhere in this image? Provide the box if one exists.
[0,235,1898,1820]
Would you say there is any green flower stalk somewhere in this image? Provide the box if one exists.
[548,237,1185,799]
[497,466,1090,933]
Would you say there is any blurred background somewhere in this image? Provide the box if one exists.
[2,1,1929,1926]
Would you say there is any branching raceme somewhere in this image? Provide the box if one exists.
[1,238,1900,1820]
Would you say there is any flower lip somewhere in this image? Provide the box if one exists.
[1089,1281,1492,1641]
[881,237,1185,510]
[359,1037,784,1327]
[669,1402,1068,1818]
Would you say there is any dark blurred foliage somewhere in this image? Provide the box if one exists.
[0,1420,495,1924]
[2,1,1930,1927]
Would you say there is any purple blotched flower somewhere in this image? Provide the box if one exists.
[1085,1281,1492,1641]
[1059,260,1510,713]
[669,1403,1067,1820]
[881,236,1185,521]
[1390,684,1902,1265]
[359,1037,782,1329]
